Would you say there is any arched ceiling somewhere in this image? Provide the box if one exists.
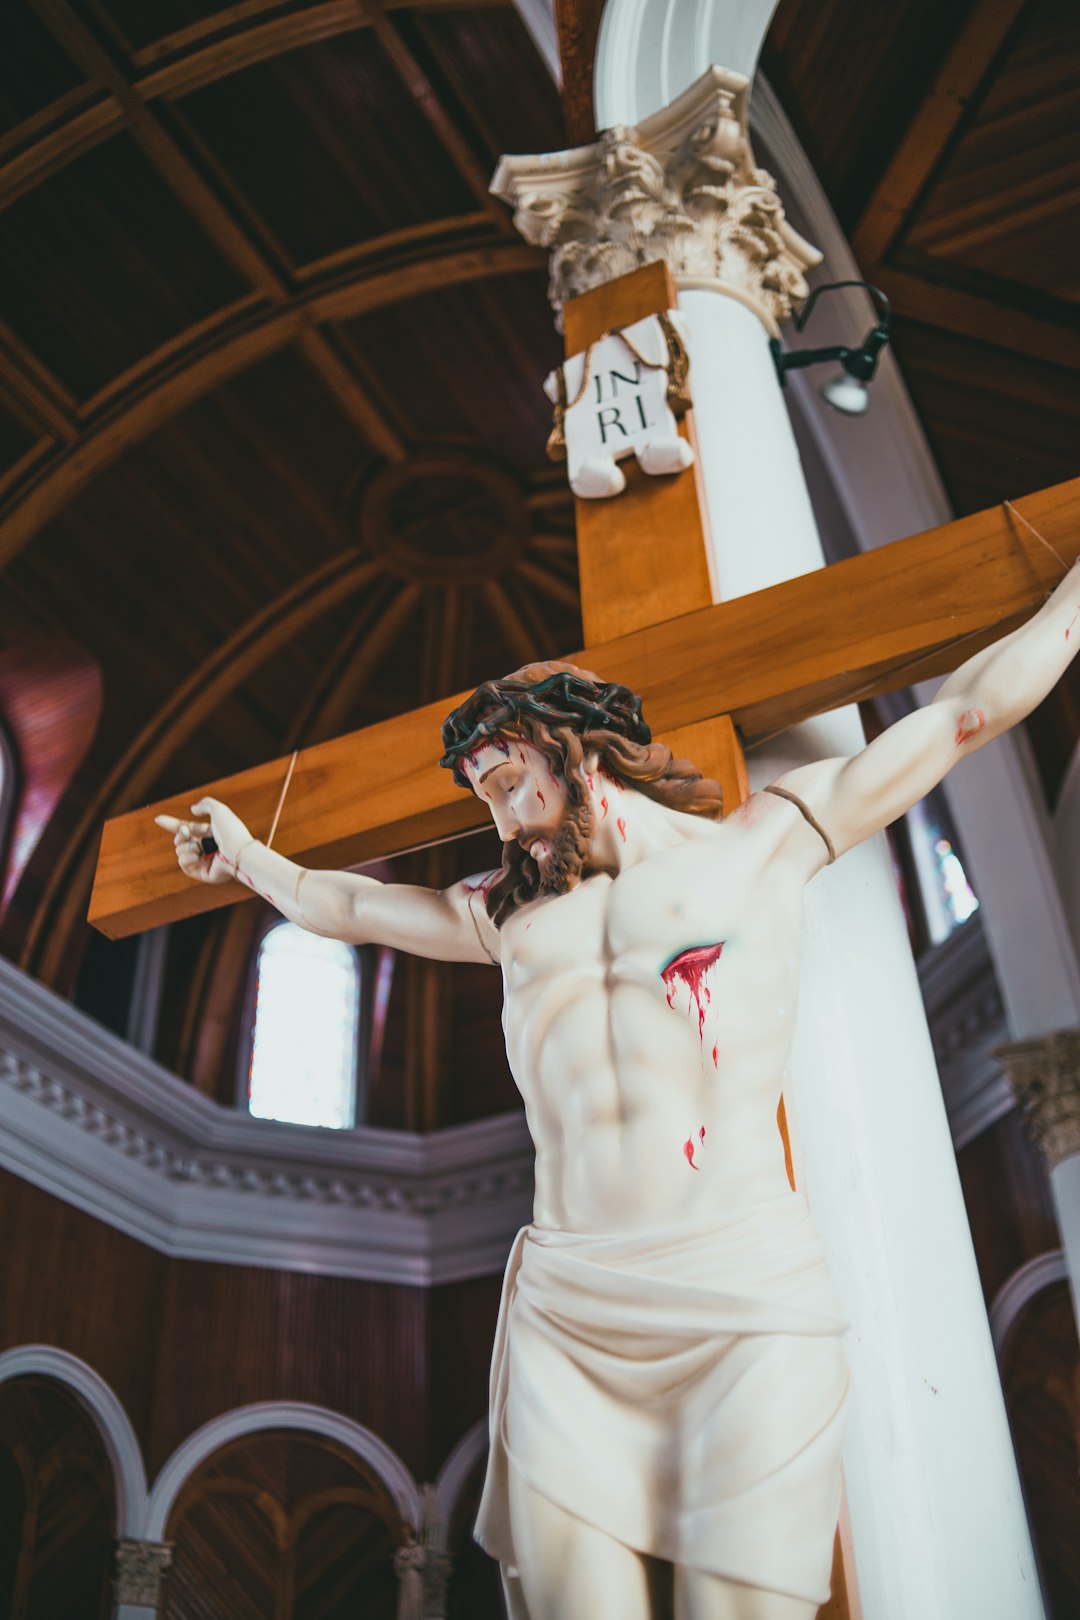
[0,0,581,1007]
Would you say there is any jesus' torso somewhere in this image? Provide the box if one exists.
[495,791,819,1233]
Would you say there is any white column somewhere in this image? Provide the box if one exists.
[493,60,1042,1620]
[683,266,1042,1620]
[996,1032,1080,1328]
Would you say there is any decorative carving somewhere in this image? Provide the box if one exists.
[393,1488,454,1619]
[113,1538,174,1605]
[1,1048,532,1215]
[354,449,528,584]
[491,66,820,334]
[996,1030,1080,1169]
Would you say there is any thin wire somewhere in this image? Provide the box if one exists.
[266,749,298,849]
[746,500,1071,754]
[1003,499,1070,578]
[743,621,1002,754]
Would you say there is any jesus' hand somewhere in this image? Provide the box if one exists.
[155,797,253,886]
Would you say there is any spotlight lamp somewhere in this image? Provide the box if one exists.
[769,281,891,417]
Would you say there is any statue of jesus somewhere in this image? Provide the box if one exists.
[158,565,1080,1620]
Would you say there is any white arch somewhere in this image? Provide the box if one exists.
[989,1250,1069,1356]
[0,1344,148,1535]
[431,1419,488,1552]
[595,0,781,128]
[144,1400,423,1541]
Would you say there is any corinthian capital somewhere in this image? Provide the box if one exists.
[491,65,820,335]
[113,1538,174,1605]
[996,1030,1080,1169]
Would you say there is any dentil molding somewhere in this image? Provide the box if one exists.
[491,64,820,335]
[0,955,532,1285]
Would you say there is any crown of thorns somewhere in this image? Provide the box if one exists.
[439,671,651,787]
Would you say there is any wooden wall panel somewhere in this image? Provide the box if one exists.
[427,1276,504,1479]
[164,1430,400,1620]
[1000,1283,1080,1620]
[954,1111,1060,1304]
[0,1166,510,1499]
[147,1261,429,1479]
[0,1169,167,1449]
[0,1376,115,1620]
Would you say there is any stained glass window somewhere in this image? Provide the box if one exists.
[905,796,979,948]
[248,923,360,1129]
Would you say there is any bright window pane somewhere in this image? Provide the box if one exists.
[248,924,360,1129]
[906,798,979,947]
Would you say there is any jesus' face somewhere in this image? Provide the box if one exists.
[464,735,590,894]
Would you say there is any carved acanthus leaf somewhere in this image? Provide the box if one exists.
[491,66,821,335]
[996,1029,1080,1169]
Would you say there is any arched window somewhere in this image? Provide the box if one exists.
[0,722,14,891]
[896,791,980,953]
[247,923,361,1130]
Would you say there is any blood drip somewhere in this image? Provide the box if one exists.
[683,1137,699,1170]
[536,788,546,807]
[617,817,627,843]
[699,1126,706,1143]
[711,1043,719,1067]
[599,795,608,819]
[955,708,986,746]
[661,943,726,1037]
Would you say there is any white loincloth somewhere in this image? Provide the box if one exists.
[475,1191,849,1607]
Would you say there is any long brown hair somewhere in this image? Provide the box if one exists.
[440,662,724,926]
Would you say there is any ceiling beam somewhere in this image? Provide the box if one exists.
[21,552,387,981]
[363,3,513,233]
[88,476,1080,939]
[29,0,408,458]
[0,321,80,443]
[553,0,605,145]
[852,0,1029,272]
[0,237,539,573]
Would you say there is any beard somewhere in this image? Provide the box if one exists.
[486,789,593,928]
[530,791,593,895]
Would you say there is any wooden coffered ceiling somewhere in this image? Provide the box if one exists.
[0,0,1077,1123]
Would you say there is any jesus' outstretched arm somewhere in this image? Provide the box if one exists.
[154,798,501,965]
[777,555,1080,858]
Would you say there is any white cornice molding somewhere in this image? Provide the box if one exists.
[0,956,533,1285]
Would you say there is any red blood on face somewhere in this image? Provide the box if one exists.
[600,795,608,819]
[683,1137,699,1170]
[699,1125,706,1142]
[617,817,627,842]
[537,788,545,807]
[662,943,726,1037]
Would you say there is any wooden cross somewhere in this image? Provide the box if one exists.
[88,260,1080,939]
[87,261,1078,1618]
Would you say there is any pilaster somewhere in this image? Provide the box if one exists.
[112,1538,173,1617]
[997,1030,1080,1329]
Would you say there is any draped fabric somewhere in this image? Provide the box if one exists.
[475,1192,849,1607]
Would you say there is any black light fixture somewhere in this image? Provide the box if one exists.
[769,280,891,417]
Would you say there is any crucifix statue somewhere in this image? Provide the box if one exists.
[91,67,1077,1620]
[152,561,1080,1620]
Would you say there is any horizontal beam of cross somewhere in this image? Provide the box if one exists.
[89,477,1080,938]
